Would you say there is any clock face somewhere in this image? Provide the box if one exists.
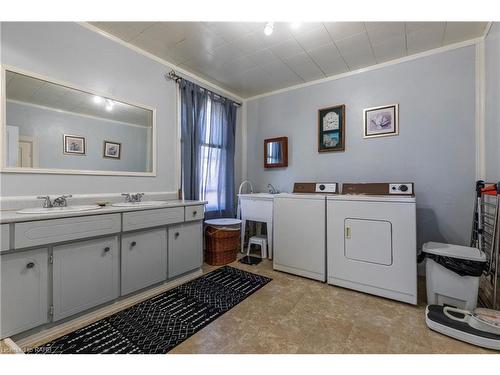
[323,111,339,131]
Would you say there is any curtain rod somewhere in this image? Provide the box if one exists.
[165,70,242,107]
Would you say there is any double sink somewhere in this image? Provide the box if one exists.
[17,200,171,214]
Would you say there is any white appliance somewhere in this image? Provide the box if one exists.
[327,183,417,304]
[273,193,328,281]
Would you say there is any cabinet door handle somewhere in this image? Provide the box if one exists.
[345,226,351,239]
[26,262,35,269]
[103,247,111,252]
[192,211,197,216]
[174,232,180,238]
[130,241,137,247]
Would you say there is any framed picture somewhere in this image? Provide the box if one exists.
[63,134,86,155]
[103,140,121,159]
[363,104,399,138]
[318,104,345,152]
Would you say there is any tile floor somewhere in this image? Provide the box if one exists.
[1,258,493,354]
[170,259,492,354]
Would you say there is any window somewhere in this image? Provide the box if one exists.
[199,98,226,212]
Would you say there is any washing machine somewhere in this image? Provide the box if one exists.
[273,183,338,282]
[327,183,417,304]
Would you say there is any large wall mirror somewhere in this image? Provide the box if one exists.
[1,67,156,176]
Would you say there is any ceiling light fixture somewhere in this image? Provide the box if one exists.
[290,22,301,30]
[264,22,274,36]
[93,95,103,104]
[105,100,114,112]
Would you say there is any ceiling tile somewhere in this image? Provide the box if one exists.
[90,22,156,42]
[293,24,333,52]
[216,55,258,77]
[232,30,267,54]
[342,51,377,70]
[308,44,348,76]
[366,22,405,45]
[269,38,305,60]
[324,22,366,42]
[443,22,488,44]
[259,22,294,48]
[210,42,246,62]
[247,48,279,65]
[260,60,304,87]
[406,22,446,34]
[284,52,325,82]
[202,22,262,43]
[406,27,445,54]
[335,32,373,57]
[371,35,406,62]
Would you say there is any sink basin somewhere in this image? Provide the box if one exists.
[111,200,169,207]
[238,193,276,199]
[17,205,102,214]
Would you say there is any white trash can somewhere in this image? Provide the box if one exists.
[423,242,486,310]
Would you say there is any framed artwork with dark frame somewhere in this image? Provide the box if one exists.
[103,140,121,159]
[63,134,86,156]
[363,104,399,139]
[318,104,345,152]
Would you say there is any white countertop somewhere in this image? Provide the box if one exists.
[0,200,207,224]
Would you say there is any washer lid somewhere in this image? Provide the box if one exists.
[422,242,486,262]
[204,218,242,226]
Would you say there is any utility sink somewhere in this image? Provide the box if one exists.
[111,200,169,207]
[17,205,102,214]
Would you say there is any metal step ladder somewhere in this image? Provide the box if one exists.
[471,180,500,309]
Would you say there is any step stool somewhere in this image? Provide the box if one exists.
[246,235,267,259]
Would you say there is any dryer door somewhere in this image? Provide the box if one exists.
[344,218,393,265]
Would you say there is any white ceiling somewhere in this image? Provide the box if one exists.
[6,70,152,127]
[90,22,488,98]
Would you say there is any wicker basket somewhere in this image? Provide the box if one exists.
[204,223,241,266]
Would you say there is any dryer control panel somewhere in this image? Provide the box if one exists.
[293,182,339,194]
[342,182,414,196]
[389,183,414,195]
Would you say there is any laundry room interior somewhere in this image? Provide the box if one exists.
[1,1,500,368]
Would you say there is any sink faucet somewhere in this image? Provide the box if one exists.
[37,195,53,208]
[267,183,279,194]
[53,195,72,207]
[121,193,144,203]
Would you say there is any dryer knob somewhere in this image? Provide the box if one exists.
[319,184,325,191]
[400,185,409,192]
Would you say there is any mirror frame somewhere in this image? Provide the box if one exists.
[264,136,288,169]
[0,65,157,177]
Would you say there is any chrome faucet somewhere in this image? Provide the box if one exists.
[267,183,279,194]
[37,195,53,208]
[53,195,72,207]
[121,193,144,203]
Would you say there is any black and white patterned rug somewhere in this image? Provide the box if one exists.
[28,266,271,354]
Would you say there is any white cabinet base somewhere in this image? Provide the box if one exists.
[53,237,119,321]
[168,222,202,278]
[121,229,167,295]
[1,248,48,338]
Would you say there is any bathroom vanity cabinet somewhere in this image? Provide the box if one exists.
[0,201,205,339]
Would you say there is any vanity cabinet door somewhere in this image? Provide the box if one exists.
[121,229,167,295]
[1,248,48,338]
[168,222,202,278]
[53,237,119,321]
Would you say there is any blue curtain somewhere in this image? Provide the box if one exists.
[179,79,237,219]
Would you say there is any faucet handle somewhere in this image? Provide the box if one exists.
[135,193,144,202]
[52,194,72,207]
[37,196,52,208]
[121,193,131,202]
